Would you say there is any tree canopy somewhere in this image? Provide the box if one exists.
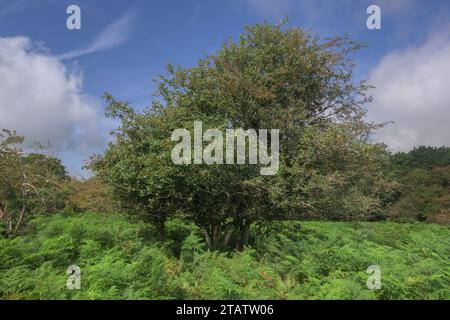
[92,22,396,249]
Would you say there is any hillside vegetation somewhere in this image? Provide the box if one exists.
[1,23,449,301]
[1,212,448,300]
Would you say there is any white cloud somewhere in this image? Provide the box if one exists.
[368,32,450,151]
[0,36,106,153]
[58,9,135,60]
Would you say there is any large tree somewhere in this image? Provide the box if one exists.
[93,22,394,249]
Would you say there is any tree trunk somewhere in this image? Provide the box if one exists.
[155,217,166,241]
[235,221,251,251]
[223,228,234,247]
[201,226,212,248]
[13,205,26,235]
[200,221,252,251]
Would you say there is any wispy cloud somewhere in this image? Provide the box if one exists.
[58,8,136,60]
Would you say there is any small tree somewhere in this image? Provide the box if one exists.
[93,22,394,249]
[0,129,68,236]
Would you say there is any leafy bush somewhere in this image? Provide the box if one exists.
[388,166,450,224]
[65,178,119,214]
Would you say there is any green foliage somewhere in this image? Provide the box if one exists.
[0,212,179,299]
[392,146,450,175]
[386,147,450,224]
[92,22,394,250]
[388,163,450,224]
[0,129,69,236]
[23,153,68,181]
[1,212,448,300]
[65,177,119,214]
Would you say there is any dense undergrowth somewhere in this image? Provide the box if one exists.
[0,212,448,300]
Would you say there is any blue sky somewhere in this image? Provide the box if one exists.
[1,0,450,176]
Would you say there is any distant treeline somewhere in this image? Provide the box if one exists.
[392,146,450,173]
[388,146,450,224]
